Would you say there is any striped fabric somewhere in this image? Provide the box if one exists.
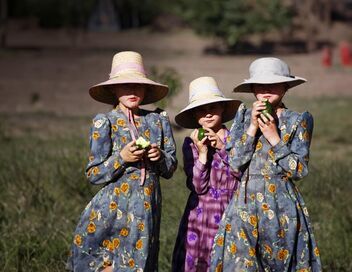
[172,131,241,272]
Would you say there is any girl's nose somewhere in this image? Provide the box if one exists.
[261,87,271,93]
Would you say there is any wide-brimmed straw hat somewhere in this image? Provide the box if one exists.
[89,51,168,105]
[233,57,307,93]
[175,77,241,129]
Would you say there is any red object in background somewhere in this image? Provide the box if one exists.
[339,41,352,66]
[322,46,332,67]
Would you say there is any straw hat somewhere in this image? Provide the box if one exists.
[233,57,307,93]
[175,77,241,128]
[89,51,168,105]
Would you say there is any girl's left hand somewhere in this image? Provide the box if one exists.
[147,143,162,161]
[258,113,281,146]
[205,128,225,149]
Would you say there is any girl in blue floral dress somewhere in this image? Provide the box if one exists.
[67,51,177,272]
[210,57,322,271]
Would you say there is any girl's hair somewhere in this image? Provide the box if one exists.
[104,86,118,108]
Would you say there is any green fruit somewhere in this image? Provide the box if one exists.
[198,128,206,141]
[136,137,150,149]
[261,99,273,118]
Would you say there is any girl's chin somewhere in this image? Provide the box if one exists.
[125,103,141,109]
[203,123,221,130]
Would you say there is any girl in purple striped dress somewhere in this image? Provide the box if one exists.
[172,77,242,272]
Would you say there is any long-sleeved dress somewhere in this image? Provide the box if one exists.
[67,107,177,272]
[172,129,241,272]
[210,104,322,272]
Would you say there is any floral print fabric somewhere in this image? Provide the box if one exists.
[210,104,322,272]
[67,107,177,272]
[172,130,241,272]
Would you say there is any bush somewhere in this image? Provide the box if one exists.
[174,0,292,48]
[149,66,183,109]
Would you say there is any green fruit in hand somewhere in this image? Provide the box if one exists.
[261,99,273,118]
[198,128,206,141]
[136,136,150,149]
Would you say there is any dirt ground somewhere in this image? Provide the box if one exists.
[0,27,351,120]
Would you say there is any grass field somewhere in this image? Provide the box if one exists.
[0,96,351,271]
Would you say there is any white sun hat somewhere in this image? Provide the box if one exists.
[175,76,241,129]
[89,51,168,105]
[233,57,307,93]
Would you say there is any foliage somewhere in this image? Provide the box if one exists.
[9,0,96,28]
[0,97,351,271]
[149,66,183,109]
[173,0,292,47]
[112,0,161,28]
[8,0,163,29]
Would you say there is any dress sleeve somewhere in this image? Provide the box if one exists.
[270,111,313,180]
[226,103,256,172]
[217,146,242,185]
[86,114,126,185]
[154,111,178,179]
[183,137,210,194]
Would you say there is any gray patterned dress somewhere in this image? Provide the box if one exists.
[210,104,322,272]
[67,107,177,272]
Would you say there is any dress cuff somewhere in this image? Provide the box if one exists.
[194,159,206,171]
[111,152,126,169]
[271,140,291,161]
[244,133,256,152]
[190,142,199,159]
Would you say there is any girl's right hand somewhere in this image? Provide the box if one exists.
[190,129,208,164]
[102,266,113,272]
[120,140,145,162]
[247,100,266,136]
[251,100,266,127]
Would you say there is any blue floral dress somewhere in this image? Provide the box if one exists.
[210,104,322,272]
[67,107,177,272]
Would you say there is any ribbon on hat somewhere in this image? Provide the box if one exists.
[110,62,146,79]
[189,94,224,103]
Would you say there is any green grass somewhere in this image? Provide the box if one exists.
[0,96,351,271]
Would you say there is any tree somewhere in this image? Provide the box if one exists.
[174,0,292,48]
[292,0,333,51]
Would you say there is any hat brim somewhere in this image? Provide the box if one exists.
[89,77,169,105]
[233,75,307,93]
[175,98,242,129]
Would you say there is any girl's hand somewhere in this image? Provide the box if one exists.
[258,113,280,146]
[190,129,208,164]
[120,141,145,162]
[102,266,113,272]
[247,100,266,136]
[205,128,224,150]
[147,143,162,161]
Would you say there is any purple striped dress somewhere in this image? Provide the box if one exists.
[172,129,241,272]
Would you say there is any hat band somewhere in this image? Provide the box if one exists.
[190,94,224,103]
[251,72,291,78]
[109,62,146,79]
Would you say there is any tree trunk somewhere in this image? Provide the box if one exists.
[0,0,8,48]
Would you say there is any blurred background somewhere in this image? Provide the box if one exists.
[0,0,351,271]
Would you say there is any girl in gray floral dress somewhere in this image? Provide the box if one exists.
[67,51,177,272]
[210,57,322,271]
